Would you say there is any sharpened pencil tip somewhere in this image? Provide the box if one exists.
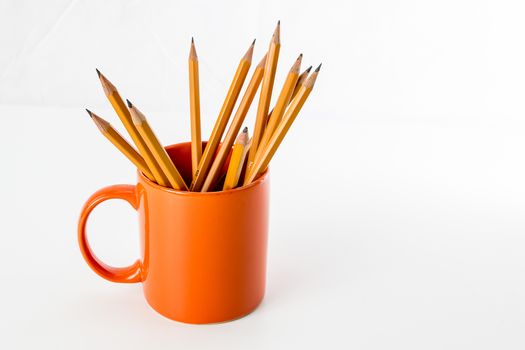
[189,38,198,59]
[126,99,133,108]
[277,20,280,25]
[86,109,92,117]
[243,40,255,62]
[306,66,312,73]
[273,21,281,43]
[315,63,322,72]
[95,68,101,77]
[252,38,256,45]
[243,126,248,133]
[257,53,268,68]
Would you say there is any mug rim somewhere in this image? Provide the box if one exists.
[137,142,269,196]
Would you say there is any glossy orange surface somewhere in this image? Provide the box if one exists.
[78,142,270,324]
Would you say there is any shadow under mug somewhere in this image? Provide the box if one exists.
[78,142,270,324]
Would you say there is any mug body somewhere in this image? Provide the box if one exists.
[136,142,270,323]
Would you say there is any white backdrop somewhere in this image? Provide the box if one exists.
[2,0,525,122]
[2,1,525,349]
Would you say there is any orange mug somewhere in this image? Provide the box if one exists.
[78,142,269,324]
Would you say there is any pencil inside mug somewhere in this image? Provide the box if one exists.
[200,53,267,192]
[189,37,202,181]
[86,109,156,181]
[246,21,281,181]
[190,40,255,192]
[128,100,188,191]
[96,69,170,187]
[256,53,302,163]
[245,64,321,185]
[223,128,250,191]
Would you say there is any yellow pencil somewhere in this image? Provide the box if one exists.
[255,54,302,162]
[261,64,309,151]
[223,128,250,191]
[245,64,321,185]
[291,65,312,100]
[190,40,255,191]
[200,54,266,192]
[86,109,155,180]
[245,21,280,180]
[189,37,202,180]
[96,69,169,186]
[128,100,188,190]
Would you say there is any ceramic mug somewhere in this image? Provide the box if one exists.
[78,142,270,324]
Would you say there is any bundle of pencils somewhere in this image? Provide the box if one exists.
[86,21,320,192]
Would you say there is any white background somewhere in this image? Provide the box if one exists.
[1,0,525,349]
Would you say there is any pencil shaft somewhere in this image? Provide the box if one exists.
[245,24,280,180]
[130,105,188,190]
[291,66,311,100]
[255,56,301,164]
[245,90,310,184]
[109,93,170,186]
[103,126,155,180]
[223,135,250,190]
[98,72,169,186]
[245,70,318,185]
[89,111,155,180]
[189,42,202,179]
[200,60,265,192]
[190,45,253,191]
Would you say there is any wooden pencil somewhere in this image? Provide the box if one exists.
[258,64,309,137]
[291,65,312,100]
[190,40,255,191]
[128,100,188,190]
[255,54,302,162]
[200,54,267,192]
[189,37,202,180]
[262,65,309,147]
[245,21,281,181]
[86,109,155,180]
[223,128,250,190]
[96,69,169,186]
[244,64,321,185]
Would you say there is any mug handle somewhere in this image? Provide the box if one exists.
[78,184,142,283]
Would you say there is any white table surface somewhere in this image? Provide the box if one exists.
[1,105,524,349]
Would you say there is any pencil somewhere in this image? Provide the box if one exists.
[255,54,302,162]
[190,40,255,191]
[86,109,155,180]
[244,64,321,185]
[245,21,280,180]
[96,69,169,186]
[223,128,250,191]
[128,100,188,191]
[261,64,308,148]
[200,54,267,192]
[189,37,202,180]
[291,65,312,100]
